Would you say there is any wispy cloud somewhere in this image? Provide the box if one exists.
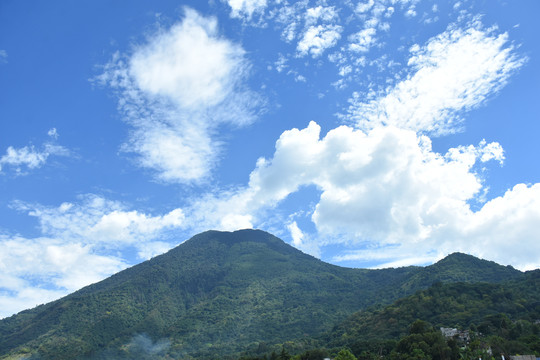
[0,50,7,64]
[346,20,526,135]
[15,194,184,257]
[96,8,260,184]
[0,129,70,175]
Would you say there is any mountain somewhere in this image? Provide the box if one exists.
[321,270,540,358]
[394,252,522,295]
[0,229,525,360]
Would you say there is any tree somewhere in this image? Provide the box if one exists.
[392,320,454,360]
[279,346,291,360]
[297,348,330,360]
[334,349,357,360]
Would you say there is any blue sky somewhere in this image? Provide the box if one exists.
[1,0,539,318]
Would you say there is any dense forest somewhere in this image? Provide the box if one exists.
[0,230,537,360]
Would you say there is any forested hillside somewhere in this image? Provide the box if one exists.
[241,271,540,360]
[0,230,529,360]
[321,270,540,358]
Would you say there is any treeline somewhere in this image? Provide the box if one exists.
[241,317,539,360]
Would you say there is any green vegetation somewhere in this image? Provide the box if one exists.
[318,271,540,359]
[0,230,534,360]
[243,272,540,360]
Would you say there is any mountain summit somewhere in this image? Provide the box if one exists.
[0,229,522,359]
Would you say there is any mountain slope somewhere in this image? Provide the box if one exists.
[0,230,525,360]
[321,270,540,357]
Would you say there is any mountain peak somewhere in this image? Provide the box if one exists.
[186,228,279,245]
[436,252,519,271]
[176,228,310,260]
[415,252,523,284]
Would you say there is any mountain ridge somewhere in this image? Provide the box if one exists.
[0,229,525,360]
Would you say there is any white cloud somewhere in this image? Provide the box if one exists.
[348,27,377,53]
[199,120,537,271]
[461,184,540,270]
[305,6,338,25]
[356,0,375,14]
[448,139,505,166]
[126,121,215,183]
[97,8,259,184]
[274,0,309,41]
[333,183,540,271]
[347,20,525,135]
[181,189,254,233]
[225,0,267,20]
[0,50,7,63]
[0,235,128,318]
[272,2,343,58]
[17,195,185,250]
[182,122,485,238]
[129,12,246,109]
[0,132,70,175]
[47,127,59,139]
[249,123,492,242]
[274,53,288,72]
[295,5,342,58]
[297,24,343,57]
[223,20,531,270]
[287,221,320,257]
[405,8,417,18]
[0,283,68,321]
[0,146,48,172]
[167,17,534,271]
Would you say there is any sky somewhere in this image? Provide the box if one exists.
[0,0,539,318]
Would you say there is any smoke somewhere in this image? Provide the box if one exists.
[89,333,171,359]
[126,334,171,358]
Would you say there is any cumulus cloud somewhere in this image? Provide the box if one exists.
[250,123,496,242]
[97,8,259,184]
[333,183,540,271]
[178,18,537,270]
[0,130,70,175]
[461,184,540,270]
[182,122,480,235]
[347,20,526,135]
[189,120,537,270]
